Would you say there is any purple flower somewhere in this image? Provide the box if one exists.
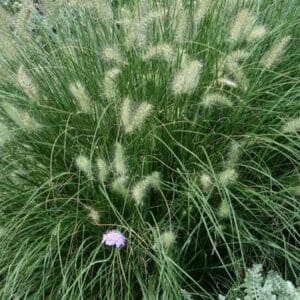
[102,230,126,248]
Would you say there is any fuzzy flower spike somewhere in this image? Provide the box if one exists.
[102,230,126,248]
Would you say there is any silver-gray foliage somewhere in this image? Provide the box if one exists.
[220,264,300,300]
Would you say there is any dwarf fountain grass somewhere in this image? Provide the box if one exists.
[0,0,299,299]
[87,206,100,225]
[281,117,300,133]
[217,199,231,219]
[120,97,153,134]
[132,171,160,206]
[111,176,128,197]
[160,230,176,250]
[142,43,175,64]
[96,157,109,183]
[223,50,250,91]
[174,4,189,44]
[260,36,291,69]
[247,24,267,42]
[202,92,233,108]
[103,68,121,101]
[218,168,238,186]
[1,101,40,130]
[194,0,211,27]
[16,65,38,100]
[69,81,93,114]
[218,77,238,89]
[229,9,257,43]
[14,1,33,40]
[172,60,202,95]
[200,173,213,192]
[101,45,127,66]
[75,154,93,180]
[123,9,163,49]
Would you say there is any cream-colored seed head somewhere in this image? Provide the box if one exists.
[229,9,257,42]
[200,174,213,192]
[75,155,93,180]
[281,117,300,133]
[218,199,231,218]
[88,207,100,225]
[194,0,211,26]
[103,68,121,100]
[260,36,291,69]
[2,102,40,131]
[113,143,127,177]
[172,60,202,95]
[132,172,160,206]
[218,168,238,186]
[142,43,175,64]
[101,46,127,65]
[17,65,38,100]
[161,230,176,249]
[96,158,109,182]
[202,93,233,108]
[69,81,93,113]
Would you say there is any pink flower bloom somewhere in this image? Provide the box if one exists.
[102,230,126,248]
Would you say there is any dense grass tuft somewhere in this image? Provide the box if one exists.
[0,0,299,298]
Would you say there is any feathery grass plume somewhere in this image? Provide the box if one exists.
[0,122,11,146]
[172,60,202,95]
[113,143,127,177]
[200,173,213,192]
[229,9,257,42]
[0,7,18,62]
[226,141,241,168]
[160,230,176,249]
[218,168,238,186]
[69,81,93,114]
[247,25,267,42]
[40,0,65,17]
[87,206,100,225]
[69,0,113,24]
[202,93,233,108]
[101,46,127,65]
[194,0,211,27]
[96,158,109,182]
[224,50,250,91]
[17,65,38,100]
[292,186,300,197]
[111,176,128,197]
[218,77,238,89]
[174,2,189,44]
[218,199,231,218]
[103,68,121,100]
[281,117,300,133]
[121,98,153,134]
[142,43,175,64]
[15,1,34,40]
[260,36,291,69]
[75,155,93,180]
[132,171,160,206]
[2,102,40,131]
[124,10,163,49]
[0,6,11,33]
[120,97,131,132]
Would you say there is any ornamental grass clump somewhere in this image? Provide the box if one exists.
[0,0,299,299]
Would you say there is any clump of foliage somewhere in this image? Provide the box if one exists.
[0,0,299,298]
[219,264,300,299]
